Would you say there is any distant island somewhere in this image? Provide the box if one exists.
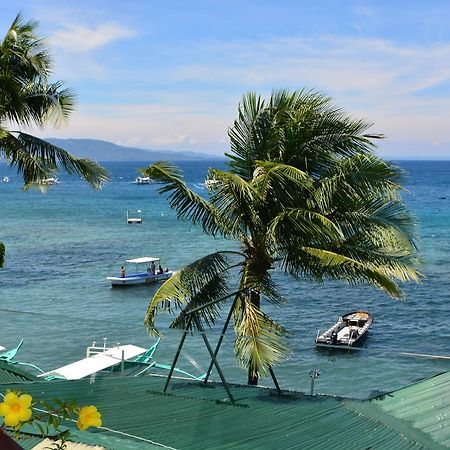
[46,138,225,162]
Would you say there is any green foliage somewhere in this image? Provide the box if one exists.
[143,89,420,383]
[0,14,109,266]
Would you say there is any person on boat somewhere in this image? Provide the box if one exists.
[150,260,156,275]
[158,264,164,274]
[331,331,338,344]
[120,265,125,278]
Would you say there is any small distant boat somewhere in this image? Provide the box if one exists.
[204,178,219,188]
[315,311,373,348]
[2,176,9,183]
[107,256,173,287]
[41,177,60,185]
[127,209,143,224]
[133,176,152,185]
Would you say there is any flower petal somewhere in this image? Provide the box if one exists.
[90,417,102,428]
[0,402,11,416]
[77,418,89,431]
[18,394,32,408]
[4,392,18,405]
[4,412,20,427]
[18,407,32,422]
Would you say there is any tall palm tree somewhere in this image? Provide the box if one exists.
[0,14,108,267]
[143,90,419,385]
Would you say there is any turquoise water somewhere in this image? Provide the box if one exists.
[0,160,449,399]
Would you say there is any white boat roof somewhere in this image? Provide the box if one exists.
[126,257,160,264]
[39,344,147,380]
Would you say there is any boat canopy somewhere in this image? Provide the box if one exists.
[126,257,160,264]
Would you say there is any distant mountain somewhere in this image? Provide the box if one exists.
[46,138,224,162]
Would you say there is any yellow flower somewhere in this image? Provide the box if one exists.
[77,405,102,431]
[0,391,33,428]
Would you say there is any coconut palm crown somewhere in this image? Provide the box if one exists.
[142,89,420,385]
[0,14,108,267]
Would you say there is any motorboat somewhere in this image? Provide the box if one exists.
[40,177,60,185]
[107,256,173,287]
[2,176,9,183]
[315,311,373,348]
[133,176,152,185]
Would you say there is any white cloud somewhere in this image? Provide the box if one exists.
[50,23,134,52]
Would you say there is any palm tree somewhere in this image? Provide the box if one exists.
[0,14,108,267]
[143,90,419,385]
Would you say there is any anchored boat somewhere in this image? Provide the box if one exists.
[127,209,143,223]
[315,311,373,348]
[133,176,152,185]
[107,256,173,287]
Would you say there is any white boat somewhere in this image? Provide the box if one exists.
[107,256,173,287]
[2,176,9,183]
[2,338,205,381]
[127,209,143,224]
[41,177,60,185]
[204,178,220,188]
[315,311,374,348]
[133,176,152,185]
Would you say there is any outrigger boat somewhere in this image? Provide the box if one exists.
[1,339,205,381]
[315,311,373,348]
[107,256,173,287]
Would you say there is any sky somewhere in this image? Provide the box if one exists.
[1,0,450,159]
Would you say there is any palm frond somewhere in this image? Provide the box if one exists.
[208,169,261,235]
[233,296,289,379]
[141,162,234,237]
[3,132,108,188]
[144,251,244,334]
[268,207,344,247]
[295,246,418,297]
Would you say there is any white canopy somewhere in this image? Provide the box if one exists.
[39,344,147,380]
[126,257,160,264]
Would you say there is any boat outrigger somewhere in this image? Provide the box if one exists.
[315,311,373,348]
[1,338,205,381]
[107,256,173,287]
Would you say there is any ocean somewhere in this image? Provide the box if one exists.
[0,160,449,399]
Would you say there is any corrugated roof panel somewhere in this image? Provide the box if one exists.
[373,372,450,448]
[1,375,441,449]
[0,361,38,384]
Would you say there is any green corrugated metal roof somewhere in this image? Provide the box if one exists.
[372,371,450,448]
[1,373,447,450]
[0,361,39,383]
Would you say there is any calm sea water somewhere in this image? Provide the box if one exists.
[0,160,449,399]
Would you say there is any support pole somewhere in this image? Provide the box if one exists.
[194,316,235,404]
[268,366,281,396]
[163,316,192,393]
[203,295,238,384]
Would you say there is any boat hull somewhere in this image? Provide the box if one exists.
[107,271,173,287]
[315,311,373,349]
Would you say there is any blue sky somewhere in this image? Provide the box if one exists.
[2,0,450,158]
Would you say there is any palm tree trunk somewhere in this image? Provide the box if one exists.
[247,288,260,385]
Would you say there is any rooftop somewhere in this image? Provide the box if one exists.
[0,367,448,449]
